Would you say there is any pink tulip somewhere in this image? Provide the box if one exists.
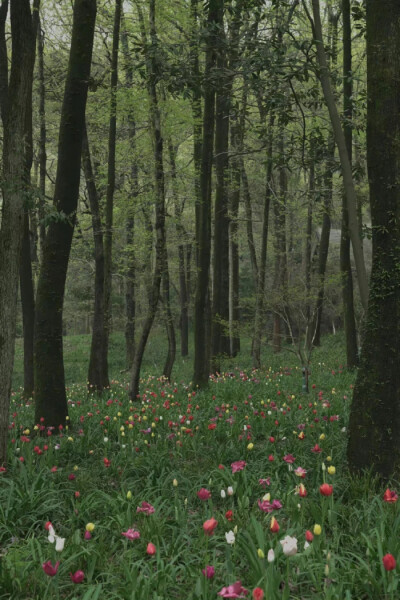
[70,570,85,583]
[197,488,212,501]
[146,542,156,555]
[202,565,215,579]
[121,528,140,540]
[42,560,60,577]
[218,581,249,598]
[136,501,155,515]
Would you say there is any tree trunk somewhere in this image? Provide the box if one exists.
[0,0,35,465]
[190,0,202,265]
[121,16,137,368]
[82,124,108,391]
[34,0,96,427]
[129,0,167,400]
[103,0,122,386]
[37,18,46,262]
[272,133,288,354]
[162,251,176,381]
[193,0,221,388]
[168,141,189,357]
[229,112,241,357]
[340,0,358,368]
[347,0,400,478]
[253,115,274,368]
[310,0,368,310]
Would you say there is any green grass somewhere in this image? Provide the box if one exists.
[4,331,399,599]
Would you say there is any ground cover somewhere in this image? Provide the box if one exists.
[2,334,399,599]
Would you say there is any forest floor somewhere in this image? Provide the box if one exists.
[2,333,399,599]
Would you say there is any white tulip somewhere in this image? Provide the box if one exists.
[225,530,235,545]
[221,490,226,499]
[280,535,298,557]
[227,486,234,496]
[267,548,275,563]
[55,536,65,552]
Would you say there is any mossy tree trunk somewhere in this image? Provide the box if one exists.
[347,0,400,478]
[0,0,36,464]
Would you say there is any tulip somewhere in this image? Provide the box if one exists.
[313,524,322,535]
[202,565,215,579]
[383,489,398,503]
[85,522,95,532]
[42,560,60,577]
[197,488,212,501]
[203,517,218,536]
[121,528,140,540]
[225,530,235,545]
[270,517,280,533]
[267,549,275,563]
[252,588,264,600]
[70,570,85,583]
[382,554,396,571]
[218,581,248,598]
[305,530,314,542]
[146,542,156,555]
[319,483,333,496]
[280,535,298,556]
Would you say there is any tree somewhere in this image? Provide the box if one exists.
[0,0,36,464]
[347,0,400,478]
[193,0,222,387]
[34,0,96,427]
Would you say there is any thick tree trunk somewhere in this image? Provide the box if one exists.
[0,0,35,464]
[253,116,274,368]
[20,213,35,398]
[340,0,358,368]
[129,0,167,400]
[193,0,221,387]
[34,0,96,427]
[310,0,368,310]
[347,0,400,478]
[82,125,108,391]
[103,0,122,385]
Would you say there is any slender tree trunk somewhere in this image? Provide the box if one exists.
[193,0,221,387]
[121,17,137,368]
[347,0,400,478]
[82,125,108,391]
[190,0,202,264]
[272,133,288,354]
[340,0,358,367]
[37,18,46,261]
[34,0,96,427]
[0,0,35,464]
[229,115,241,357]
[253,116,275,368]
[312,138,334,346]
[305,165,314,327]
[162,251,176,381]
[103,0,122,385]
[310,0,368,310]
[242,162,258,291]
[168,141,189,357]
[211,38,230,369]
[129,0,167,400]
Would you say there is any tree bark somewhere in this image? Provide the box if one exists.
[340,0,358,367]
[82,124,108,392]
[253,115,274,368]
[310,0,368,310]
[37,18,46,261]
[0,0,35,464]
[193,0,221,387]
[121,16,137,368]
[34,0,96,427]
[103,0,122,386]
[129,0,167,400]
[347,0,400,478]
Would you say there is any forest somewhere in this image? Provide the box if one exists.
[0,0,399,598]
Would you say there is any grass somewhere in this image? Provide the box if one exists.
[3,331,400,599]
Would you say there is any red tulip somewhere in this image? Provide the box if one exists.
[42,560,60,577]
[383,554,396,571]
[319,483,333,496]
[197,488,212,501]
[305,530,314,542]
[252,588,264,600]
[270,517,280,533]
[383,488,398,503]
